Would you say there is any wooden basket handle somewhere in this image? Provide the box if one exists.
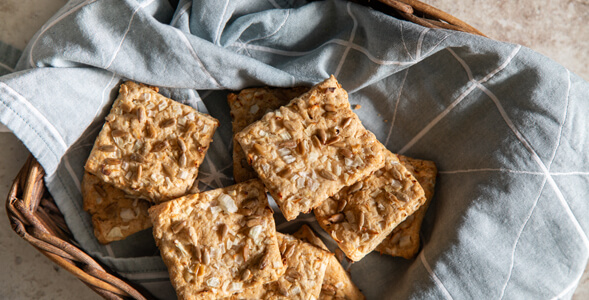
[6,156,153,300]
[368,0,485,36]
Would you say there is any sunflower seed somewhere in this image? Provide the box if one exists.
[259,252,270,270]
[357,213,365,231]
[246,217,263,228]
[161,118,176,128]
[295,99,306,112]
[185,122,197,134]
[98,145,116,152]
[279,140,296,148]
[317,129,327,144]
[277,283,289,297]
[93,184,107,198]
[296,140,306,155]
[130,153,145,163]
[278,167,292,178]
[324,111,337,119]
[321,284,337,296]
[196,264,205,277]
[349,181,363,194]
[241,269,251,281]
[202,248,210,265]
[171,220,187,234]
[327,213,345,223]
[243,245,250,261]
[285,268,301,281]
[339,148,353,158]
[337,199,347,212]
[284,243,296,259]
[242,199,258,210]
[253,144,265,155]
[111,129,126,138]
[105,114,116,122]
[136,107,146,123]
[189,227,199,245]
[269,118,277,131]
[162,163,175,177]
[325,136,341,145]
[121,102,133,113]
[342,117,353,128]
[238,208,253,216]
[104,158,121,165]
[319,169,337,181]
[152,141,168,152]
[324,103,336,112]
[311,135,323,149]
[179,153,187,168]
[146,122,157,138]
[279,240,287,254]
[283,120,296,132]
[194,246,202,262]
[177,137,187,153]
[218,224,228,239]
[330,141,346,147]
[135,165,142,181]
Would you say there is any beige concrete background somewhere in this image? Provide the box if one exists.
[0,0,587,299]
[421,0,589,81]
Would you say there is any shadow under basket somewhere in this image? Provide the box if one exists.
[5,1,483,299]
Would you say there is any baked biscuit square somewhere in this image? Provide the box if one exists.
[228,87,308,183]
[235,76,386,220]
[85,81,218,203]
[376,155,437,259]
[293,225,365,300]
[314,150,425,261]
[149,179,285,299]
[230,233,331,300]
[82,172,152,244]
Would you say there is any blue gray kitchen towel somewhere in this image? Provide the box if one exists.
[1,0,588,298]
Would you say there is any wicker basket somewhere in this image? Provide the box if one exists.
[5,1,482,299]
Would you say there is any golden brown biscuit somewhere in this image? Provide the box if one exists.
[314,150,425,261]
[85,81,218,203]
[293,225,365,300]
[149,180,285,299]
[376,155,437,259]
[228,86,308,183]
[82,172,152,244]
[235,76,386,220]
[230,233,331,300]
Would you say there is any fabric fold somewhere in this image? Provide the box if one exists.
[1,0,588,299]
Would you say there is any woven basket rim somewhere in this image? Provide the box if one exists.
[5,1,482,299]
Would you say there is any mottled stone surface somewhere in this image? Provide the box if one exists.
[0,1,99,299]
[420,0,589,81]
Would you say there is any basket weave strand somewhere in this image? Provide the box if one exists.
[5,1,482,299]
[6,156,151,300]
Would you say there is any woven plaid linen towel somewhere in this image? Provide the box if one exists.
[1,0,588,299]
